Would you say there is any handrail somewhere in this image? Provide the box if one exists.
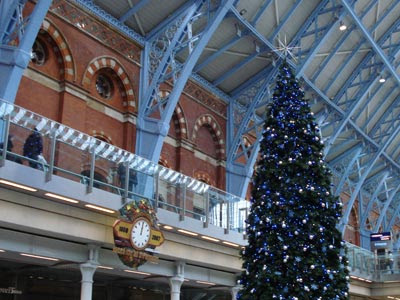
[0,99,249,232]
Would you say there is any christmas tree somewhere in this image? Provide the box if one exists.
[238,61,349,300]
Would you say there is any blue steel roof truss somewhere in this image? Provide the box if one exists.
[55,0,400,236]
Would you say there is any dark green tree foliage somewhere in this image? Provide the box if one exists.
[238,61,349,300]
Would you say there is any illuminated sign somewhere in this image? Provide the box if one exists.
[0,287,22,294]
[370,232,391,241]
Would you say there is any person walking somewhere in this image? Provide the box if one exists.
[23,128,43,169]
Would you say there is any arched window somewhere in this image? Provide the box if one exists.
[31,39,47,66]
[95,73,114,99]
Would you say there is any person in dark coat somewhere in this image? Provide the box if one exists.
[0,134,22,163]
[118,162,138,193]
[23,128,43,169]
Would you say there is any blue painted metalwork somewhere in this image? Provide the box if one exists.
[339,124,400,234]
[321,0,392,93]
[373,184,400,232]
[73,0,145,45]
[369,93,400,139]
[194,34,246,73]
[226,65,276,197]
[250,0,273,26]
[334,147,362,196]
[324,77,378,154]
[212,47,268,86]
[0,0,51,102]
[136,0,234,163]
[225,0,338,197]
[360,172,389,226]
[145,0,196,41]
[189,72,231,103]
[268,0,303,42]
[323,15,400,154]
[341,0,400,84]
[119,0,149,23]
[386,197,400,231]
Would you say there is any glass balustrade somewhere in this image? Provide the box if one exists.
[0,99,249,233]
[3,100,400,280]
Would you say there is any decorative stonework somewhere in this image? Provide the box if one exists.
[50,0,141,63]
[192,114,225,159]
[173,104,188,140]
[41,19,75,81]
[183,81,227,118]
[82,56,135,109]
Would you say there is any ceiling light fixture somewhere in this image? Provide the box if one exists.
[339,21,347,31]
[163,225,174,230]
[379,77,386,83]
[201,235,220,242]
[20,253,59,261]
[124,270,151,276]
[0,179,37,192]
[196,280,216,285]
[222,241,240,247]
[177,229,198,236]
[0,250,5,253]
[84,204,115,214]
[45,192,79,204]
[98,265,114,270]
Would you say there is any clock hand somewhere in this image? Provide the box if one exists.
[140,222,144,235]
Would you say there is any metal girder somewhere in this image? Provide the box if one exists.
[339,123,400,234]
[268,0,303,42]
[250,0,273,26]
[334,146,362,196]
[358,85,396,131]
[73,0,145,45]
[373,184,400,233]
[360,172,389,226]
[386,196,400,231]
[119,0,149,23]
[226,66,276,198]
[0,0,52,102]
[194,34,246,73]
[340,0,400,84]
[212,47,268,86]
[323,13,400,154]
[225,0,337,197]
[135,0,234,163]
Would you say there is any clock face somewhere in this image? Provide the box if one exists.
[130,218,151,250]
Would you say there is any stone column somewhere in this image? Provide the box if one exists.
[231,285,241,300]
[80,262,98,300]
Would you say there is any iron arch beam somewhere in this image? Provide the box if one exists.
[373,184,400,233]
[119,0,149,23]
[360,172,389,226]
[340,0,400,84]
[225,0,335,197]
[386,197,400,231]
[339,123,400,234]
[136,0,234,163]
[0,0,52,103]
[323,15,400,154]
[333,146,362,197]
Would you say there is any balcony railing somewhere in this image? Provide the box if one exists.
[0,99,249,233]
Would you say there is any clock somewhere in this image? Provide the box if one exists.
[130,217,151,250]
